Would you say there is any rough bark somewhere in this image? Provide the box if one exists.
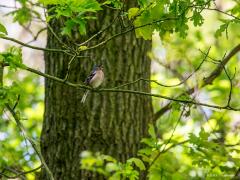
[40,3,153,180]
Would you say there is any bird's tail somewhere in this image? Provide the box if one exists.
[81,90,90,103]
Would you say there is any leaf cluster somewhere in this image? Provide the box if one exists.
[40,0,103,36]
[127,0,211,39]
[0,47,25,70]
[80,151,145,180]
[6,0,41,25]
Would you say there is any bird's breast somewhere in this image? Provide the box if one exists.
[90,71,104,88]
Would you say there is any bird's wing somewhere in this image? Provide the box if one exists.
[85,70,96,84]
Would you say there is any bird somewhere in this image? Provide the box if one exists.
[81,65,104,103]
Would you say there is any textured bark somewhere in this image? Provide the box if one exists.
[40,3,153,180]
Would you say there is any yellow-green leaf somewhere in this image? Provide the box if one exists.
[79,46,88,50]
[127,158,146,170]
[0,23,7,35]
[128,8,139,20]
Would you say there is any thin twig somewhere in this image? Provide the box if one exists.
[147,107,186,171]
[1,63,240,112]
[26,27,47,44]
[12,94,20,110]
[153,44,240,121]
[77,1,239,53]
[202,44,240,86]
[205,8,240,21]
[5,104,54,180]
[0,36,88,58]
[0,165,42,179]
[78,10,121,46]
[115,48,210,89]
[0,5,17,9]
[200,50,237,107]
[155,60,184,80]
[78,17,178,53]
[0,36,68,53]
[0,64,53,179]
[63,54,77,82]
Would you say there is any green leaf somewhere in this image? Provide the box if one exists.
[191,11,204,26]
[0,83,22,106]
[78,20,87,35]
[231,5,240,16]
[141,138,156,147]
[172,101,181,111]
[55,6,72,17]
[128,8,139,20]
[127,158,146,170]
[134,15,153,40]
[137,0,150,8]
[61,20,75,36]
[10,7,32,25]
[0,23,7,35]
[106,162,119,172]
[83,0,102,11]
[215,23,229,38]
[39,0,61,5]
[102,0,122,9]
[175,18,189,38]
[148,124,156,139]
[42,0,102,37]
[102,0,112,5]
[17,0,27,4]
[178,93,191,101]
[138,147,153,156]
[109,173,121,180]
[1,47,25,70]
[101,155,117,162]
[199,128,209,140]
[189,133,199,145]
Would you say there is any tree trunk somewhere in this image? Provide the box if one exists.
[40,3,153,180]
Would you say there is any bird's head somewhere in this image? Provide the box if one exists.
[95,64,103,71]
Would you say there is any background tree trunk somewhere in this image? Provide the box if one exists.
[40,3,153,179]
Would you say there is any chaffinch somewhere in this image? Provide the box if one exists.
[81,65,104,103]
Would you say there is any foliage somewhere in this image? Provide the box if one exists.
[127,0,211,39]
[0,48,43,179]
[81,151,144,180]
[40,0,103,36]
[0,75,43,179]
[0,47,25,70]
[189,128,239,177]
[7,0,41,25]
[0,22,7,35]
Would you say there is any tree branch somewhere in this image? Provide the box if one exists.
[76,2,237,53]
[78,9,121,47]
[1,63,237,112]
[205,8,240,21]
[153,44,240,121]
[0,64,53,179]
[0,165,42,179]
[202,44,240,86]
[78,17,178,53]
[0,36,65,52]
[5,103,54,180]
[26,27,47,44]
[0,36,87,58]
[146,107,185,172]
